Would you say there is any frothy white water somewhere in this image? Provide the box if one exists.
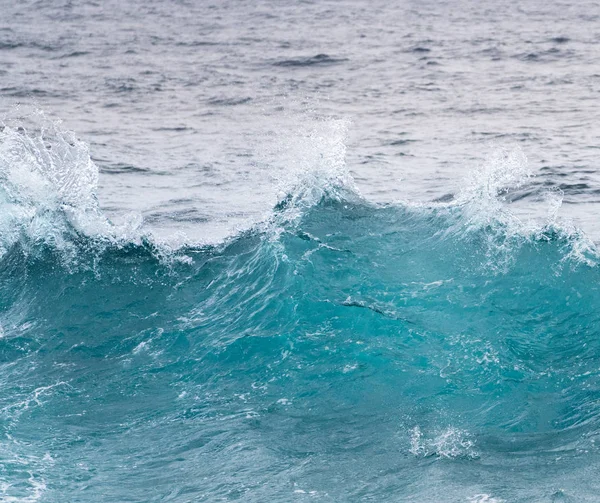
[442,146,598,268]
[0,109,145,259]
[410,425,479,460]
[468,495,505,503]
[0,109,598,270]
[0,437,50,503]
[0,109,362,258]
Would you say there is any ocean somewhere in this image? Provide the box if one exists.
[2,0,600,501]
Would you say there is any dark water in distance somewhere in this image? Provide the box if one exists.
[2,0,600,501]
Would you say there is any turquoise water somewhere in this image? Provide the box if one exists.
[4,0,600,499]
[2,120,600,501]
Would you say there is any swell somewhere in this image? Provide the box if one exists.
[3,114,600,501]
[3,195,600,500]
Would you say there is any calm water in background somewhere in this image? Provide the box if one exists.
[3,1,600,502]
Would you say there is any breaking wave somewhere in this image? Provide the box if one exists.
[1,114,599,502]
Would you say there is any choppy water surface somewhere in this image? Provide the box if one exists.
[2,1,600,501]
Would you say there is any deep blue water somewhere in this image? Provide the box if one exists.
[3,0,600,501]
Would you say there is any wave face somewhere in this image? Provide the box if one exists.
[1,117,600,502]
[2,157,600,502]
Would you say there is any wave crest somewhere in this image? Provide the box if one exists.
[0,110,597,272]
[0,110,142,261]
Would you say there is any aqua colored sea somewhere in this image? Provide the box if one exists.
[1,116,600,503]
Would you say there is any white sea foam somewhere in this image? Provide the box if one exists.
[468,494,505,503]
[410,426,479,460]
[0,438,50,503]
[262,116,360,225]
[439,146,599,268]
[0,109,597,271]
[0,109,143,258]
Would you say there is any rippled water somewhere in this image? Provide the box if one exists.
[2,1,600,502]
